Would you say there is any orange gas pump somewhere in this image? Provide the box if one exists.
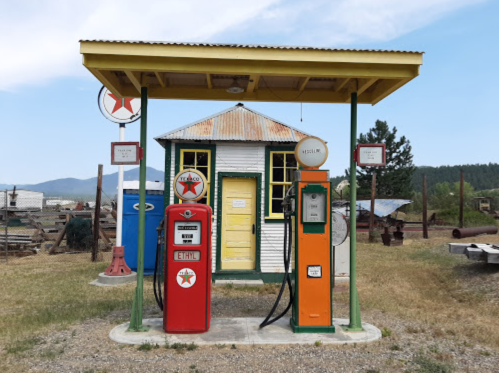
[261,136,335,333]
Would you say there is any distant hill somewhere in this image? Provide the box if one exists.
[330,163,499,193]
[1,167,165,198]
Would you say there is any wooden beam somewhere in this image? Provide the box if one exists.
[296,77,310,91]
[146,85,357,104]
[206,74,213,89]
[334,78,350,92]
[84,54,420,80]
[246,74,260,93]
[90,69,123,98]
[345,78,378,102]
[155,71,165,87]
[124,70,142,93]
[367,78,411,105]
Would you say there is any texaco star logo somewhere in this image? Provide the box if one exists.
[173,169,207,202]
[98,86,141,124]
[176,268,197,288]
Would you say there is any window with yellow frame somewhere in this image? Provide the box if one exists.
[268,151,299,218]
[180,149,211,205]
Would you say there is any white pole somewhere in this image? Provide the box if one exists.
[116,123,125,247]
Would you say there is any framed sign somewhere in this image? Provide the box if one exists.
[355,144,386,167]
[173,169,208,202]
[111,142,142,165]
[294,136,329,169]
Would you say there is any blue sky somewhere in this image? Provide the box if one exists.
[0,0,497,184]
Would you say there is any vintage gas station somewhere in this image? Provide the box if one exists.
[79,40,423,342]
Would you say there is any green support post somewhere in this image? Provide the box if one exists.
[343,91,363,331]
[128,86,150,332]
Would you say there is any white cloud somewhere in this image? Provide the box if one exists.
[0,0,485,90]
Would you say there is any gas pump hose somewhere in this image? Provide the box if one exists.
[153,218,165,311]
[259,203,294,328]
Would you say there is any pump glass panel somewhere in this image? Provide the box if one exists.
[302,193,326,223]
[174,221,201,245]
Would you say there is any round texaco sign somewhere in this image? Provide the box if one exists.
[98,86,141,124]
[173,169,208,202]
[176,268,197,288]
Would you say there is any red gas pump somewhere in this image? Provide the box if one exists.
[161,169,212,334]
[163,203,211,333]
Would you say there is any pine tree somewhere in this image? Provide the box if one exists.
[346,120,415,198]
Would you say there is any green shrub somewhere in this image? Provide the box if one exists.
[437,207,496,227]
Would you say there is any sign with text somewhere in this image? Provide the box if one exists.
[294,136,329,169]
[355,144,386,167]
[173,169,208,202]
[111,142,141,165]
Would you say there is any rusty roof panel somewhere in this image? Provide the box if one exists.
[154,104,311,145]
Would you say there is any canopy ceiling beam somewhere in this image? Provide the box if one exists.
[206,74,213,89]
[296,77,310,91]
[246,74,260,93]
[90,69,123,98]
[154,72,166,88]
[125,70,142,93]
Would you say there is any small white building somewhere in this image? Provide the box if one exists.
[155,103,349,283]
[0,189,43,210]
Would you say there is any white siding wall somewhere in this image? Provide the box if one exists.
[168,141,349,277]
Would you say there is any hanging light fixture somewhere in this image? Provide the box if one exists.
[227,77,244,94]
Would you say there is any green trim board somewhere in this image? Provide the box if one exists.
[216,172,262,273]
[174,142,216,209]
[163,141,171,208]
[330,180,334,324]
[264,145,296,222]
[290,319,335,334]
[212,272,285,283]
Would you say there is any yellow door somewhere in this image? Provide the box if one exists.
[221,177,257,270]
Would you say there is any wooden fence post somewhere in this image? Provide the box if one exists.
[92,165,103,262]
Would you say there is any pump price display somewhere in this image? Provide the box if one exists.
[174,221,201,245]
[303,193,326,223]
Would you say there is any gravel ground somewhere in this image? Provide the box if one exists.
[2,288,498,373]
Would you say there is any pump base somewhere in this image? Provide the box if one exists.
[290,318,336,334]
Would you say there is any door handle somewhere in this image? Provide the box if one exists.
[252,224,256,234]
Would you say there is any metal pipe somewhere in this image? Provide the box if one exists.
[452,226,498,239]
[116,123,126,247]
[347,91,362,331]
[129,86,150,332]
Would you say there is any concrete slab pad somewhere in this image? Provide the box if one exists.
[89,272,137,287]
[214,280,264,286]
[109,318,381,346]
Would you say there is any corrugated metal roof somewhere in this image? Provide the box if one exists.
[80,39,422,54]
[154,103,310,144]
[333,199,413,218]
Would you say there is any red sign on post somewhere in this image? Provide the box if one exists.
[111,142,142,165]
[354,144,386,167]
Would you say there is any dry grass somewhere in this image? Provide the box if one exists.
[1,230,499,354]
[0,253,156,345]
[346,231,499,349]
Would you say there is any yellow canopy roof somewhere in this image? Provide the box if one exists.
[80,40,423,105]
